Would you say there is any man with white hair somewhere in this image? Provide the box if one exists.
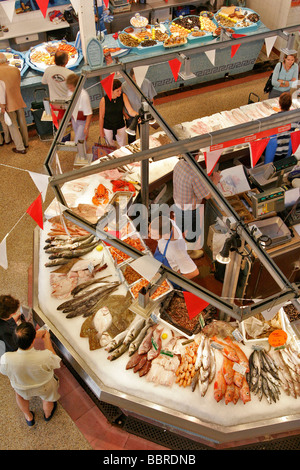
[0,52,28,154]
[0,79,12,146]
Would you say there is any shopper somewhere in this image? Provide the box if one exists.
[122,69,157,144]
[42,50,73,102]
[99,78,139,147]
[66,73,93,143]
[0,295,21,353]
[172,155,221,259]
[149,215,199,281]
[269,53,298,99]
[0,79,11,146]
[0,322,61,426]
[0,53,28,154]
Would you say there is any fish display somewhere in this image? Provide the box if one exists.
[146,333,181,387]
[270,345,300,398]
[247,349,281,404]
[212,336,251,404]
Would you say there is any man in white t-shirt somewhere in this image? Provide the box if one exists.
[149,215,199,280]
[42,50,72,102]
[66,73,93,143]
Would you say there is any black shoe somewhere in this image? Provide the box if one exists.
[12,147,26,154]
[5,140,12,145]
[44,402,57,422]
[25,412,35,427]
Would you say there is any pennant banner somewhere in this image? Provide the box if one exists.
[28,172,49,202]
[0,236,8,270]
[291,130,300,154]
[101,73,115,101]
[36,0,50,18]
[249,138,270,168]
[183,291,210,320]
[204,148,223,175]
[231,34,246,58]
[168,58,182,82]
[205,49,216,66]
[0,0,15,23]
[26,193,44,230]
[265,36,277,57]
[133,66,149,88]
[103,0,109,8]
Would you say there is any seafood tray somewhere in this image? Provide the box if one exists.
[215,8,261,33]
[158,291,203,338]
[129,277,173,302]
[107,232,146,266]
[0,49,28,76]
[118,27,168,54]
[240,308,287,344]
[108,191,134,215]
[119,261,143,287]
[25,41,83,72]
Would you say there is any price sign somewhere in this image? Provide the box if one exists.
[268,329,287,347]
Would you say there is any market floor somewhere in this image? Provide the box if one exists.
[0,72,269,451]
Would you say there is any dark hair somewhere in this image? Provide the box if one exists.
[279,92,292,112]
[55,50,68,66]
[112,79,122,91]
[15,322,36,350]
[0,295,20,320]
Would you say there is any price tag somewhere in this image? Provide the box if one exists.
[268,329,287,347]
[232,362,246,375]
[232,328,244,342]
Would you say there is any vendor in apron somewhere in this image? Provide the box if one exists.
[149,216,199,290]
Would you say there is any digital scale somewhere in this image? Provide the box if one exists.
[248,155,298,190]
[251,187,285,218]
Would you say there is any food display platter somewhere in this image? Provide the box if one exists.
[215,7,261,33]
[25,41,83,73]
[170,14,217,42]
[0,49,28,76]
[118,26,169,54]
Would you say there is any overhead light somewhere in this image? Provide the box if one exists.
[216,233,242,265]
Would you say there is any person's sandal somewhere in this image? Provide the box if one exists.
[44,402,57,422]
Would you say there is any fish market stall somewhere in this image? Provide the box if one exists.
[31,162,300,445]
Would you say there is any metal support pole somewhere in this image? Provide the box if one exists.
[140,116,150,209]
[77,0,97,62]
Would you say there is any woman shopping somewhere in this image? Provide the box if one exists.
[99,79,138,147]
[269,53,298,99]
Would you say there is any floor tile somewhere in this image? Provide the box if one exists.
[59,386,95,421]
[75,405,111,443]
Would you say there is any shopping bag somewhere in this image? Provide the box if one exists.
[92,137,117,162]
[263,73,273,94]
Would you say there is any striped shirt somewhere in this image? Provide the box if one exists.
[274,122,299,161]
[173,158,210,209]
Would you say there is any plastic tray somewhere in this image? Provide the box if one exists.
[215,8,261,33]
[25,41,83,73]
[240,308,286,344]
[0,48,28,76]
[248,216,292,248]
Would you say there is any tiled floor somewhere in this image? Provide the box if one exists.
[55,363,169,450]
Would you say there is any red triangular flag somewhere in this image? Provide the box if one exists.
[26,193,44,230]
[101,73,115,101]
[231,34,246,58]
[183,291,209,320]
[36,0,50,18]
[291,130,300,154]
[168,58,182,82]
[50,104,59,129]
[103,0,109,8]
[249,138,270,168]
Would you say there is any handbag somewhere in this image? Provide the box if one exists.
[92,137,117,162]
[264,62,282,94]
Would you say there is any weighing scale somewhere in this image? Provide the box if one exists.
[248,155,298,190]
[251,187,286,218]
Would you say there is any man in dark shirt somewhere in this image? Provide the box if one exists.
[0,295,21,352]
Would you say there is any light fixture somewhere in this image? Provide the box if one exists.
[125,115,140,136]
[216,233,242,265]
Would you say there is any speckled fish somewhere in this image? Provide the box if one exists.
[107,342,129,361]
[123,318,146,346]
[105,329,128,352]
[48,242,99,259]
[44,235,95,252]
[45,234,91,244]
[128,318,155,356]
[45,258,70,268]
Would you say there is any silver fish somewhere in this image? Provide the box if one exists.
[45,258,70,268]
[46,234,91,244]
[48,242,99,259]
[128,319,155,356]
[123,318,146,346]
[105,329,128,352]
[45,235,96,252]
[58,282,119,311]
[107,342,129,361]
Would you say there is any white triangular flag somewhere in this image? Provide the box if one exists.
[205,49,216,66]
[0,0,15,23]
[265,36,277,57]
[28,171,49,202]
[0,236,8,270]
[130,254,161,282]
[205,148,223,175]
[133,66,149,88]
[69,0,80,13]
